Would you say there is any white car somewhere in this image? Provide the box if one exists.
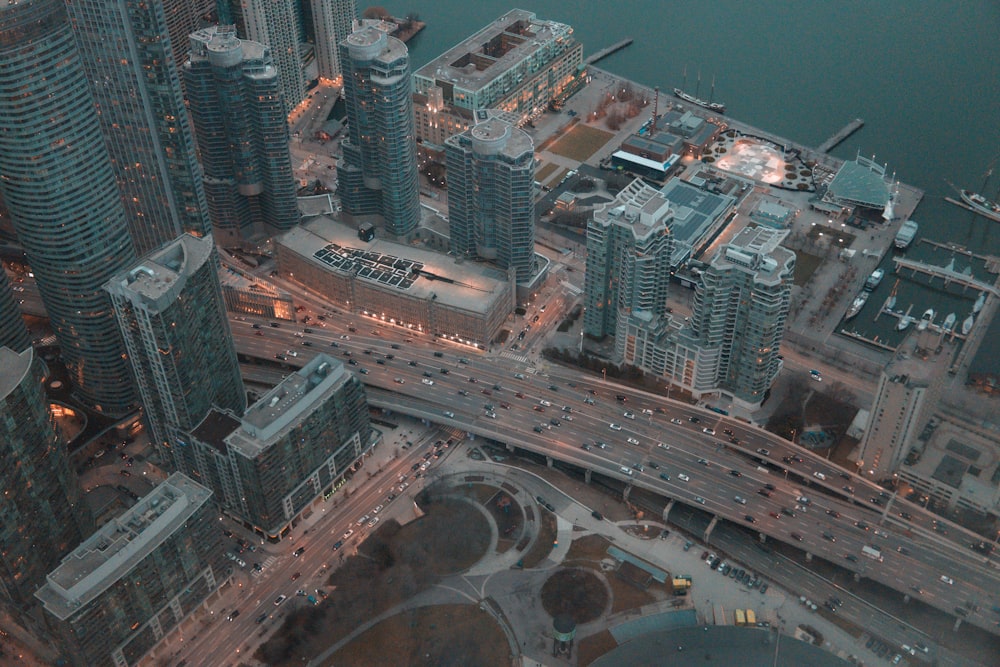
[678,473,690,482]
[657,442,670,450]
[421,378,434,385]
[623,410,635,419]
[641,409,653,415]
[627,437,640,445]
[485,411,497,419]
[670,418,683,425]
[609,423,622,431]
[368,517,380,527]
[342,529,354,540]
[443,411,455,418]
[539,399,552,407]
[702,427,716,435]
[274,595,287,606]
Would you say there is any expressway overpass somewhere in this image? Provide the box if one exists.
[232,320,1000,637]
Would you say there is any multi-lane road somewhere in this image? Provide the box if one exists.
[231,314,1000,636]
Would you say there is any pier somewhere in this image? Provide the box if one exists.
[585,38,633,65]
[892,257,1000,296]
[817,118,865,154]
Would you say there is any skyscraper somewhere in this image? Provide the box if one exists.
[584,179,675,345]
[0,269,30,353]
[311,0,355,81]
[689,227,793,405]
[184,25,301,247]
[177,355,372,539]
[445,112,537,283]
[337,26,421,238]
[0,0,137,414]
[0,347,92,607]
[36,473,222,667]
[241,0,306,115]
[160,0,216,68]
[105,234,246,451]
[66,0,212,255]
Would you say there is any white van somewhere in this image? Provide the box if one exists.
[813,471,826,481]
[619,466,633,476]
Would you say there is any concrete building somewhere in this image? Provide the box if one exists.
[0,0,137,415]
[184,25,301,248]
[412,9,582,147]
[276,218,516,349]
[311,0,355,81]
[240,0,306,115]
[159,0,216,70]
[105,234,246,453]
[855,333,948,482]
[337,26,421,238]
[176,355,373,539]
[66,0,212,255]
[0,347,92,608]
[584,179,675,347]
[445,111,537,284]
[36,474,222,667]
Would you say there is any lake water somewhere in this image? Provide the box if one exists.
[378,0,1000,359]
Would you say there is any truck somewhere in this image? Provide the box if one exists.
[672,577,692,595]
[734,609,747,626]
[746,609,756,625]
[862,545,884,562]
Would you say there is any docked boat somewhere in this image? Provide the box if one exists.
[942,312,957,332]
[962,315,975,335]
[672,87,726,114]
[973,291,986,314]
[845,292,868,320]
[897,313,914,331]
[917,308,935,331]
[894,219,918,250]
[864,268,885,291]
[961,190,1000,223]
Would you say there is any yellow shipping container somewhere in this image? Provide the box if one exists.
[746,609,756,625]
[734,609,746,626]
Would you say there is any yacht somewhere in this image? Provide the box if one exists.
[864,268,885,291]
[896,313,914,331]
[942,312,957,332]
[962,315,975,335]
[845,292,868,320]
[917,308,935,331]
[973,292,986,314]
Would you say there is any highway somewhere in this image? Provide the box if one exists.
[230,314,1000,637]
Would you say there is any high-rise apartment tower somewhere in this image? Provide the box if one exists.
[311,0,355,81]
[240,0,306,115]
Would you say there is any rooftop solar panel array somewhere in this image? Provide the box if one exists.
[313,243,423,289]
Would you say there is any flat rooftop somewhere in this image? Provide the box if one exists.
[106,234,213,309]
[658,176,738,262]
[413,9,573,95]
[36,474,212,621]
[279,217,512,315]
[227,355,349,458]
[189,408,242,454]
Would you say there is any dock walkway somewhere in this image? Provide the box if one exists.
[817,118,864,153]
[585,38,633,65]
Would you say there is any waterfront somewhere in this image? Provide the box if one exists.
[381,0,1000,365]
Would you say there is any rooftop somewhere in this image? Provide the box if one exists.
[188,408,242,454]
[227,355,349,458]
[413,9,573,94]
[278,217,513,315]
[826,155,892,209]
[105,234,213,311]
[593,179,674,242]
[35,474,212,621]
[658,176,739,263]
[0,346,32,399]
[714,227,795,286]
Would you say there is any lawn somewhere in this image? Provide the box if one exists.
[547,124,615,162]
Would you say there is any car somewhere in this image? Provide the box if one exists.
[729,469,742,477]
[697,458,710,466]
[623,410,635,419]
[443,411,455,418]
[734,495,747,505]
[659,472,671,481]
[294,547,305,557]
[440,368,449,374]
[845,554,859,562]
[642,408,654,416]
[580,443,592,451]
[782,508,796,518]
[631,463,644,472]
[332,540,344,551]
[468,377,477,383]
[372,504,384,514]
[764,483,776,491]
[745,515,757,524]
[514,372,525,379]
[533,405,545,412]
[421,378,434,385]
[393,377,405,384]
[648,461,661,469]
[756,448,770,456]
[548,385,558,391]
[368,517,380,527]
[678,473,690,482]
[458,390,469,396]
[591,510,604,520]
[515,392,524,398]
[854,520,868,530]
[810,374,822,382]
[274,595,287,606]
[826,510,841,518]
[891,654,902,665]
[790,532,804,541]
[769,511,781,519]
[914,643,929,654]
[609,423,622,431]
[539,399,552,407]
[670,418,683,425]
[694,496,706,504]
[813,471,826,480]
[759,489,773,498]
[702,427,716,436]
[343,529,354,540]
[485,411,497,419]
[550,418,561,427]
[596,441,609,449]
[533,425,544,433]
[822,532,836,542]
[939,575,954,585]
[256,613,269,624]
[627,437,640,445]
[357,514,371,524]
[656,442,670,450]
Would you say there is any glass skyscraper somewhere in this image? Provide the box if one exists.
[445,112,536,283]
[0,269,30,353]
[105,234,246,452]
[0,347,93,607]
[337,26,421,238]
[241,0,306,116]
[183,25,301,247]
[66,0,212,256]
[0,0,137,414]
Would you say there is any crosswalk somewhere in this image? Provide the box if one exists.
[499,351,530,363]
[251,555,278,578]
